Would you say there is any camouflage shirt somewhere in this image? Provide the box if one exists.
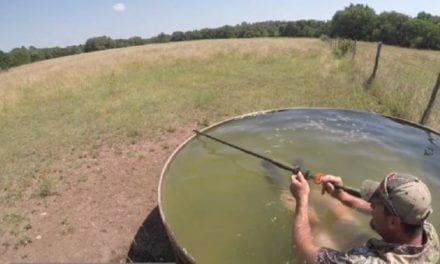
[316,222,439,263]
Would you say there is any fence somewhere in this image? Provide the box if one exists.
[329,39,440,131]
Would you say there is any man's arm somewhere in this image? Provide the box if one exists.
[335,189,372,215]
[290,173,320,263]
[320,175,372,215]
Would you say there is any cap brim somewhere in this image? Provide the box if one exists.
[360,180,381,202]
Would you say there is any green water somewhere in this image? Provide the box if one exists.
[161,109,440,263]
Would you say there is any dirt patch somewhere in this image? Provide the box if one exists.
[1,128,193,263]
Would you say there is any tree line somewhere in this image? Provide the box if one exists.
[1,4,439,70]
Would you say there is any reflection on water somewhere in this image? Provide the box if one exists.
[424,131,438,157]
[160,109,440,264]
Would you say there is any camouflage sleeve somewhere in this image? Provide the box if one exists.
[315,247,350,264]
[317,245,388,264]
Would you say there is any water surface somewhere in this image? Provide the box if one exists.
[160,109,440,263]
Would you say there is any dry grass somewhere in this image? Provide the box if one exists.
[0,39,322,105]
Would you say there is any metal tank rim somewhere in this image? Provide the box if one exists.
[157,107,439,263]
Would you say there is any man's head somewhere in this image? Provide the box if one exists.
[361,172,433,225]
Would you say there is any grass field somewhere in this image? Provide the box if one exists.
[0,39,356,200]
[0,38,439,261]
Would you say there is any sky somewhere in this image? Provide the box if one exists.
[0,0,439,52]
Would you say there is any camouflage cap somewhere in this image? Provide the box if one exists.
[361,172,433,225]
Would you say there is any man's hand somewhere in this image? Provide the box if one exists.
[320,175,344,199]
[290,171,310,203]
[320,175,372,214]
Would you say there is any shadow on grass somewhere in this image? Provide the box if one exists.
[126,206,176,263]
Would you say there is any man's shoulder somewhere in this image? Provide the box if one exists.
[316,223,440,264]
[425,221,439,244]
[421,222,440,263]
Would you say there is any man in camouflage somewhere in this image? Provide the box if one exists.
[290,171,439,263]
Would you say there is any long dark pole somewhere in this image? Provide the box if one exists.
[193,130,361,198]
[194,130,296,172]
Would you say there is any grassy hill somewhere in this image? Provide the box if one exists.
[0,38,439,262]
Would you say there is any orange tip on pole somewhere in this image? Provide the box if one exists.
[313,172,323,184]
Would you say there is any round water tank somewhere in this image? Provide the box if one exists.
[159,108,440,263]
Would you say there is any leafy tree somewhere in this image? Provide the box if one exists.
[157,33,171,42]
[66,45,83,55]
[200,28,216,39]
[9,46,31,67]
[281,22,301,37]
[264,21,284,37]
[184,30,203,40]
[114,39,130,48]
[304,20,330,37]
[372,12,411,45]
[417,12,440,25]
[237,27,263,38]
[0,50,11,70]
[171,31,187,41]
[280,20,329,38]
[148,33,171,43]
[406,19,440,49]
[240,21,283,37]
[28,46,45,62]
[128,36,145,46]
[215,26,236,38]
[41,48,54,59]
[331,4,376,40]
[84,36,116,52]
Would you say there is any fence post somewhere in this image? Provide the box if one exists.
[365,42,383,88]
[352,40,357,60]
[420,72,440,125]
